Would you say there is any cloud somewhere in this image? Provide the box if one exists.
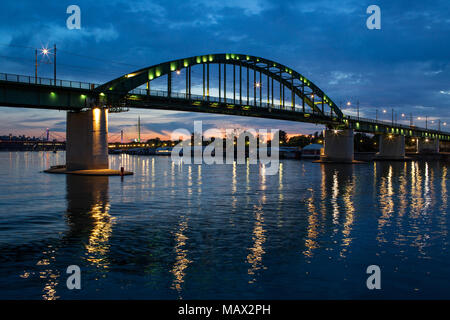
[37,24,119,44]
[196,0,271,16]
[328,71,368,86]
[125,0,166,16]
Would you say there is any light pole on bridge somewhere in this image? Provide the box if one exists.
[34,45,57,85]
[346,99,359,120]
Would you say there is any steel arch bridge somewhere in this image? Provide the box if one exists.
[0,53,449,141]
[95,53,343,120]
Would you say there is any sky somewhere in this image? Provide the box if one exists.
[0,0,449,141]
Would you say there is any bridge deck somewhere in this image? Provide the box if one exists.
[0,72,449,141]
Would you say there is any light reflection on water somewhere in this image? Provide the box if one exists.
[0,152,450,299]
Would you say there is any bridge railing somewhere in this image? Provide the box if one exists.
[129,87,316,113]
[346,115,449,134]
[0,72,99,90]
[0,71,317,114]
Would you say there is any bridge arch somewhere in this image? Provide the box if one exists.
[95,53,344,119]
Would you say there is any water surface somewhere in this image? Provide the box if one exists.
[0,152,449,299]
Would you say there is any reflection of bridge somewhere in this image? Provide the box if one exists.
[0,53,449,171]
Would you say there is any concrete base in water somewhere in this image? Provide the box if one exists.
[44,166,133,176]
[44,109,131,176]
[318,129,359,163]
[417,138,440,154]
[66,109,109,171]
[375,134,408,161]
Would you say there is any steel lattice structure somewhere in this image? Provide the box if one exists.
[95,53,344,119]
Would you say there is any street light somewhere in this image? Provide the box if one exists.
[35,45,57,85]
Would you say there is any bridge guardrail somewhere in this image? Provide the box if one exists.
[1,71,311,113]
[346,115,448,134]
[0,72,99,90]
[129,87,315,113]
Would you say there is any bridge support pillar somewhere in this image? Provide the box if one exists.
[319,129,354,163]
[66,108,109,170]
[417,138,439,154]
[376,134,406,160]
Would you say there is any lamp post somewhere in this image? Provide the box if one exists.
[357,100,360,120]
[35,49,38,83]
[53,44,56,85]
[35,46,56,84]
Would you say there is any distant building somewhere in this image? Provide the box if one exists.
[278,146,301,159]
[301,143,323,159]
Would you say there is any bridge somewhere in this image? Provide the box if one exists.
[0,53,448,172]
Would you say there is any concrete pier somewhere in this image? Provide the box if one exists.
[45,108,132,176]
[417,138,439,154]
[66,108,109,170]
[318,129,357,163]
[376,134,407,160]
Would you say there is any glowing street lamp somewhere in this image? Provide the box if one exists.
[35,45,57,85]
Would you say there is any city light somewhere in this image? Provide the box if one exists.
[176,70,181,75]
[41,48,49,55]
[346,101,351,106]
[383,109,387,113]
[255,82,260,88]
